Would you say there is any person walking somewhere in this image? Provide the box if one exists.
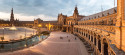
[68,39,70,42]
[75,37,77,40]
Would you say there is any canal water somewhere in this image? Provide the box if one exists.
[0,35,49,52]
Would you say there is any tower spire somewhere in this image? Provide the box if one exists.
[12,8,13,14]
[73,5,79,18]
[75,4,77,8]
[114,0,115,7]
[10,8,15,26]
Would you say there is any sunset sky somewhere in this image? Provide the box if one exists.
[0,0,117,21]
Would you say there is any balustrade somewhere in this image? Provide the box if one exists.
[74,25,115,34]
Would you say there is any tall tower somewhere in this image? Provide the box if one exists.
[73,5,79,18]
[115,0,125,51]
[10,8,15,26]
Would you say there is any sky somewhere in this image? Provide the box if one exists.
[0,0,117,21]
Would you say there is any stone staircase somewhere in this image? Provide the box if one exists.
[74,34,94,55]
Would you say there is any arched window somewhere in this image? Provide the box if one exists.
[107,12,110,15]
[114,9,117,13]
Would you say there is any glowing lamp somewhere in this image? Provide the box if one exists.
[38,24,42,27]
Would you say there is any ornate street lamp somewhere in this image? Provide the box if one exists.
[33,29,34,35]
[37,24,42,34]
[3,28,4,38]
[25,27,27,39]
[24,27,28,48]
[20,35,22,39]
[42,34,43,40]
[1,28,5,42]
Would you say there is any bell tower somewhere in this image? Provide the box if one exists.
[10,8,15,26]
[73,5,79,18]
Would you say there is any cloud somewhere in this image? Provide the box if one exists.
[0,0,117,21]
[0,12,56,21]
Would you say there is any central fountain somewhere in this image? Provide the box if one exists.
[9,24,17,30]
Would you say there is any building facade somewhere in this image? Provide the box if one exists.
[0,0,125,55]
[0,8,58,31]
[64,0,125,55]
[34,18,58,30]
[57,0,125,55]
[57,13,67,31]
[57,6,85,32]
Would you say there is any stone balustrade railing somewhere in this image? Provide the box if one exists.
[74,25,115,34]
[0,34,49,53]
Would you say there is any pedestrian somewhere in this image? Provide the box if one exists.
[60,36,61,39]
[67,36,68,38]
[68,39,70,42]
[75,37,77,40]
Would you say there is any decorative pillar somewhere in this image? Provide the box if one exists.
[73,26,75,33]
[101,39,104,55]
[82,29,83,36]
[66,27,68,32]
[61,27,63,31]
[90,34,92,43]
[81,29,82,35]
[96,36,99,55]
[93,34,95,44]
[73,27,74,34]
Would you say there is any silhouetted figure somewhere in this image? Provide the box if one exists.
[75,37,77,40]
[60,36,63,39]
[60,37,61,39]
[68,39,70,42]
[67,36,68,38]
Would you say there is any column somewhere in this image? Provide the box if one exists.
[101,39,104,55]
[96,37,98,55]
[115,0,125,51]
[90,34,92,43]
[93,35,95,44]
[61,27,63,31]
[72,27,74,34]
[66,27,68,32]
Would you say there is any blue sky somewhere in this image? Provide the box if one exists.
[0,0,117,21]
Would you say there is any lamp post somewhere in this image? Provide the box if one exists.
[38,24,42,34]
[36,31,37,35]
[20,35,22,39]
[33,29,34,35]
[25,27,26,39]
[24,27,27,47]
[1,28,5,42]
[3,28,4,38]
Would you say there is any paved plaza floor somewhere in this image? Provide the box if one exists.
[0,31,88,55]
